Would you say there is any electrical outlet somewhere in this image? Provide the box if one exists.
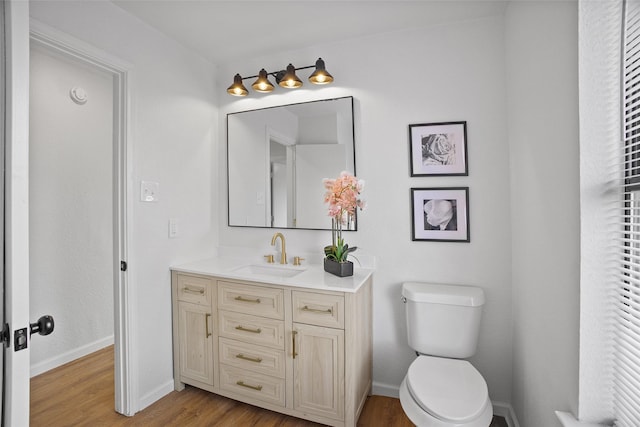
[141,181,159,202]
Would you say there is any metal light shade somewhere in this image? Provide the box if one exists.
[251,69,275,93]
[227,74,248,96]
[309,58,333,85]
[278,64,303,89]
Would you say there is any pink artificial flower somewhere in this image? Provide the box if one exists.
[323,171,365,225]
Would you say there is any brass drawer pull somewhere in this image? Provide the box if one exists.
[183,286,205,295]
[292,330,298,359]
[235,296,261,304]
[236,381,263,391]
[301,305,333,314]
[235,325,262,334]
[205,313,212,337]
[236,353,263,363]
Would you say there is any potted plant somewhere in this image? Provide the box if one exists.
[323,171,365,277]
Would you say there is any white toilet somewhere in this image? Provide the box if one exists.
[399,282,493,427]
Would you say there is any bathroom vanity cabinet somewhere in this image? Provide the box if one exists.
[170,262,372,427]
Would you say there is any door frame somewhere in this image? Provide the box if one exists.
[29,19,137,415]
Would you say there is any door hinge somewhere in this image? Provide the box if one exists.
[121,261,127,272]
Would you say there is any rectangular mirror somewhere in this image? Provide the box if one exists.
[227,96,355,230]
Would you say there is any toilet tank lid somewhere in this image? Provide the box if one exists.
[402,282,485,307]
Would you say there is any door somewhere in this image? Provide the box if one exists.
[3,2,31,426]
[0,0,6,418]
[292,323,344,421]
[177,302,214,385]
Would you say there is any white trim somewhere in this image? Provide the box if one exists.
[493,401,520,427]
[577,0,622,421]
[30,336,114,377]
[29,20,132,71]
[137,379,174,412]
[265,127,297,227]
[372,380,400,398]
[28,19,138,416]
[555,411,611,427]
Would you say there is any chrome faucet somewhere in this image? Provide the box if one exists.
[270,232,287,264]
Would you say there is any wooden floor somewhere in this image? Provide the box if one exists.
[30,346,507,426]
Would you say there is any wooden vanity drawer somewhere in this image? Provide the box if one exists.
[218,310,285,349]
[176,274,212,305]
[292,291,344,329]
[219,364,285,407]
[219,337,285,378]
[218,281,284,320]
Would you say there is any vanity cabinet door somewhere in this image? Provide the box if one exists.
[292,323,345,421]
[178,301,214,386]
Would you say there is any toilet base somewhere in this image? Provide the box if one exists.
[399,378,493,427]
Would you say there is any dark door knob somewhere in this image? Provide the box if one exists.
[30,315,54,337]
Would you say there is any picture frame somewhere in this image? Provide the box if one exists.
[409,121,468,176]
[411,187,470,242]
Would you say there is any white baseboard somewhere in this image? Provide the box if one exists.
[372,381,400,398]
[137,379,174,412]
[555,411,611,427]
[30,335,114,377]
[493,401,520,427]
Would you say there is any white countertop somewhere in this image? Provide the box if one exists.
[171,256,373,293]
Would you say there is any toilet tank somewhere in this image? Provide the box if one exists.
[402,282,485,359]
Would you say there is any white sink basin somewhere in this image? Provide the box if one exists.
[232,264,306,278]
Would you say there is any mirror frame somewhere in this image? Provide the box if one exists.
[226,96,356,231]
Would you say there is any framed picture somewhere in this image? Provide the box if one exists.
[409,121,468,176]
[411,187,470,242]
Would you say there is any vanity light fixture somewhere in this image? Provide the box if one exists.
[228,74,248,97]
[251,69,275,93]
[227,58,333,96]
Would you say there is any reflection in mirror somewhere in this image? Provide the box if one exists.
[227,96,355,230]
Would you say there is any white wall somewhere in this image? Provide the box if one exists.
[506,2,580,426]
[29,1,218,410]
[29,43,114,374]
[218,14,514,404]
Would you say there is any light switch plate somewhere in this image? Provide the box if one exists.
[169,218,179,238]
[141,181,159,202]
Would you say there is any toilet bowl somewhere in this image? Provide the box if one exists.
[398,356,493,427]
[400,282,492,427]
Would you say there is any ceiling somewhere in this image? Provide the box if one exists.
[112,0,508,65]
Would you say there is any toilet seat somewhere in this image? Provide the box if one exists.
[406,355,488,423]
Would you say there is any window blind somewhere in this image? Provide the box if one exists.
[617,1,640,424]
